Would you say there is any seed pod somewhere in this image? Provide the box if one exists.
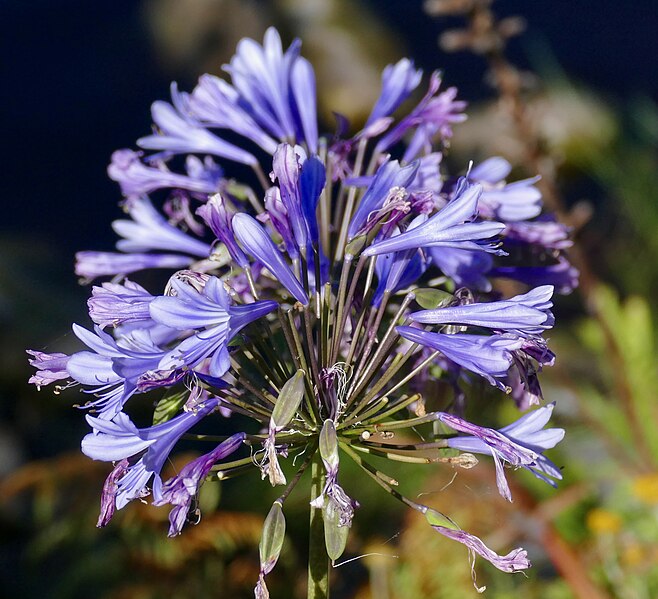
[259,501,286,576]
[270,370,306,431]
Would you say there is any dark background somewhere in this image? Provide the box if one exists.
[2,0,657,257]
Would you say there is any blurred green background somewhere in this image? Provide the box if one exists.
[2,1,658,597]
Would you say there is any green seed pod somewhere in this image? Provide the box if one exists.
[270,370,306,430]
[413,288,454,310]
[318,419,339,470]
[424,507,460,532]
[259,501,286,575]
[323,500,350,563]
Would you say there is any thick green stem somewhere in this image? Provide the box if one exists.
[308,454,329,599]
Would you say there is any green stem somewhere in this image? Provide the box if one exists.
[308,454,329,599]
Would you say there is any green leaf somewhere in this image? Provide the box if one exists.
[153,390,187,425]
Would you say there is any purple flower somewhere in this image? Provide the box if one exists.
[439,403,564,501]
[75,251,193,281]
[232,213,309,305]
[373,218,428,306]
[432,525,530,573]
[82,396,220,509]
[363,181,505,257]
[97,459,129,527]
[409,285,554,337]
[88,279,155,328]
[491,256,579,295]
[469,157,543,222]
[348,159,419,239]
[271,144,310,251]
[196,193,250,269]
[154,433,245,536]
[504,218,573,251]
[396,327,524,389]
[428,246,493,291]
[189,74,279,153]
[226,28,318,152]
[150,275,277,376]
[66,324,168,418]
[262,187,298,258]
[365,58,422,128]
[107,149,220,197]
[26,350,70,389]
[138,87,258,166]
[113,197,210,258]
[376,72,467,158]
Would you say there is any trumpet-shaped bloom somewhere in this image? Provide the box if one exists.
[196,193,250,269]
[440,403,564,501]
[138,88,259,165]
[108,149,221,197]
[470,157,542,222]
[232,213,308,304]
[397,327,524,389]
[410,285,554,336]
[348,159,419,240]
[26,350,70,388]
[226,28,318,152]
[376,72,467,158]
[113,196,210,258]
[363,181,505,257]
[150,275,277,376]
[87,279,155,328]
[75,251,193,280]
[365,58,422,128]
[82,396,220,508]
[154,433,246,536]
[189,74,279,153]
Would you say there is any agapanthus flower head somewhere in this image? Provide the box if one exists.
[29,26,573,592]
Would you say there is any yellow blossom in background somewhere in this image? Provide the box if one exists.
[631,473,658,504]
[586,508,622,535]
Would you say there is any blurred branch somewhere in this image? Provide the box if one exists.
[425,0,658,471]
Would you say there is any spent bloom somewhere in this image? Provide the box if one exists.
[29,27,573,593]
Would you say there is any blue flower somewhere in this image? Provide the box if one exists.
[376,72,467,159]
[108,149,221,197]
[82,397,220,509]
[150,275,278,376]
[397,327,524,389]
[113,196,210,258]
[138,84,259,166]
[348,159,419,240]
[440,403,564,501]
[363,180,505,257]
[365,58,422,129]
[87,279,155,329]
[409,285,554,337]
[232,213,309,305]
[225,28,318,152]
[196,193,250,269]
[469,157,543,222]
[75,251,193,281]
[26,350,71,389]
[154,433,245,536]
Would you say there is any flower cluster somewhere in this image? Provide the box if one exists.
[29,28,572,593]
